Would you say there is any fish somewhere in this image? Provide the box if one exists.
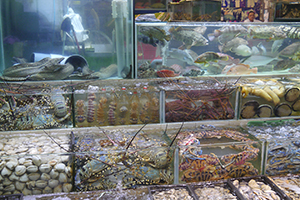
[271,39,284,54]
[139,26,171,43]
[218,37,248,53]
[222,63,258,75]
[207,25,247,42]
[279,42,300,61]
[274,59,298,70]
[242,55,280,67]
[194,52,229,67]
[232,44,252,56]
[215,53,240,66]
[137,34,165,47]
[169,27,208,49]
[248,26,287,41]
[168,48,198,65]
[156,69,180,77]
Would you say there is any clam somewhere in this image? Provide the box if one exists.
[257,104,273,118]
[53,185,63,193]
[55,163,66,172]
[1,167,12,176]
[274,103,292,117]
[27,165,38,173]
[3,178,12,186]
[15,165,26,176]
[36,180,48,188]
[32,189,42,195]
[15,181,25,191]
[32,156,42,166]
[19,173,29,182]
[39,164,52,173]
[43,186,53,194]
[28,172,40,181]
[3,184,15,192]
[8,173,19,181]
[22,187,32,195]
[40,173,51,181]
[285,87,300,102]
[48,179,59,188]
[50,169,59,179]
[0,161,6,171]
[26,180,36,190]
[6,160,18,171]
[23,160,33,167]
[58,173,68,183]
[62,183,72,192]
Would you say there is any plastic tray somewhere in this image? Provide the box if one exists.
[148,184,197,200]
[0,194,23,200]
[189,180,245,200]
[227,175,291,200]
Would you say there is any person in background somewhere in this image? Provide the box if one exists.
[244,11,261,22]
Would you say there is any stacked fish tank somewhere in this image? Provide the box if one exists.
[0,0,133,80]
[135,22,300,78]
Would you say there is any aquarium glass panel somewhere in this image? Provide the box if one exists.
[136,22,300,79]
[1,0,133,81]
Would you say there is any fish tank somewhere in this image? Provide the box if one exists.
[135,22,300,79]
[0,0,133,81]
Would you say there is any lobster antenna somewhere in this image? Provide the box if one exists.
[42,130,70,152]
[126,123,147,150]
[169,122,184,147]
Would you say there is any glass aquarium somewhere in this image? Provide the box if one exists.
[135,22,300,79]
[0,0,133,81]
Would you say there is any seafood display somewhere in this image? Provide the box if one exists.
[74,85,159,127]
[162,77,237,122]
[177,127,261,183]
[0,82,72,131]
[247,123,300,176]
[230,176,287,200]
[238,78,300,119]
[149,186,195,200]
[73,124,180,191]
[136,23,300,78]
[270,175,300,200]
[0,131,72,195]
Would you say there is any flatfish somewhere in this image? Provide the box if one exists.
[279,42,300,61]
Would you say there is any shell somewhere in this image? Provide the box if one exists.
[23,160,33,167]
[19,174,29,182]
[53,185,63,193]
[55,163,66,172]
[58,173,68,183]
[248,179,260,189]
[32,156,42,166]
[0,161,6,171]
[62,183,72,192]
[3,178,12,186]
[48,179,59,188]
[26,181,36,190]
[22,188,32,195]
[26,165,38,173]
[36,180,48,188]
[43,186,53,194]
[50,169,59,179]
[4,184,15,192]
[28,173,40,181]
[32,189,42,195]
[8,173,19,181]
[40,173,51,181]
[39,164,52,173]
[15,165,26,176]
[15,181,25,191]
[274,103,292,117]
[285,87,300,102]
[257,104,273,118]
[6,160,18,170]
[1,167,12,176]
[48,160,58,166]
